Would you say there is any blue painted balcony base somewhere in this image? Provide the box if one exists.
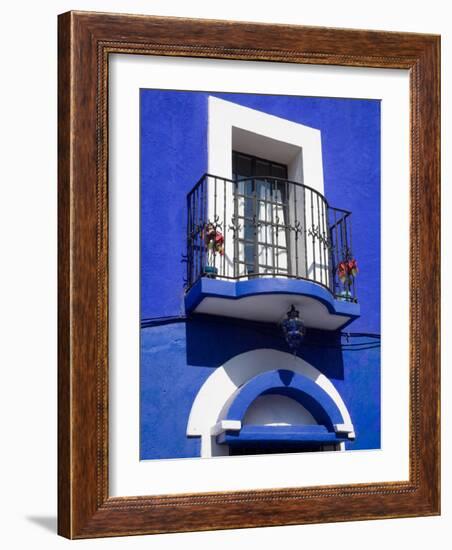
[217,425,348,447]
[185,277,360,331]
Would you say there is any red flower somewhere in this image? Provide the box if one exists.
[337,258,358,282]
[204,223,224,255]
[337,261,348,283]
[348,259,358,277]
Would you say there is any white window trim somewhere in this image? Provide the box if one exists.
[208,96,324,191]
[207,96,328,281]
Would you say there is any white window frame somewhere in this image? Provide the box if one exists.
[207,96,328,282]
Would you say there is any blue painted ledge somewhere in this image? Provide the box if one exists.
[185,277,360,330]
[217,425,348,446]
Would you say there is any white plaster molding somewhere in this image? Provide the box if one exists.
[187,348,353,457]
[210,420,242,436]
[334,423,355,433]
[193,292,352,329]
[208,96,324,190]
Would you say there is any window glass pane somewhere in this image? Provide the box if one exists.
[244,221,254,242]
[236,262,247,277]
[257,244,273,267]
[275,248,289,270]
[245,243,254,266]
[233,151,289,278]
[271,163,287,179]
[256,179,271,199]
[273,182,286,204]
[237,179,254,195]
[255,159,271,177]
[257,219,271,244]
[235,153,253,179]
[273,202,286,223]
[244,196,254,218]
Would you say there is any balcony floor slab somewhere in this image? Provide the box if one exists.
[185,277,360,330]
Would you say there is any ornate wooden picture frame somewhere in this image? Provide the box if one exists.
[58,11,440,539]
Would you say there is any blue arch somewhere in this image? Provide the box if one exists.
[224,369,344,431]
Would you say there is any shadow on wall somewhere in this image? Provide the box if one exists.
[185,314,345,381]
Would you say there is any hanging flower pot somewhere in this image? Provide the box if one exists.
[337,289,352,301]
[336,257,358,301]
[202,222,224,279]
[203,265,218,278]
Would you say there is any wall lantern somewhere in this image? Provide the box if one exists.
[280,305,306,352]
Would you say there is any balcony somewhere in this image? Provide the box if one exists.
[185,174,360,330]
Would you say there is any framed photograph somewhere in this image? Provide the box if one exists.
[58,11,440,539]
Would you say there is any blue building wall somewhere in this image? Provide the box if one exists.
[140,89,381,459]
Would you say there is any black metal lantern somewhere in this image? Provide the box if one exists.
[281,305,306,352]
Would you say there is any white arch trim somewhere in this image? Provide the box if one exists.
[187,348,354,457]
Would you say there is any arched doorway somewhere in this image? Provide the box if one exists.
[187,349,355,457]
[217,369,349,456]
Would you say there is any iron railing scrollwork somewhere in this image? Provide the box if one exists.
[187,174,357,302]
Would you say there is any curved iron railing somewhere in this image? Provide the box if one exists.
[187,174,357,302]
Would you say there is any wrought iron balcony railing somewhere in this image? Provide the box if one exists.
[186,174,357,302]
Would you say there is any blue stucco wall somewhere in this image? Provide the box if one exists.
[140,89,381,459]
[140,91,208,319]
[140,319,380,458]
